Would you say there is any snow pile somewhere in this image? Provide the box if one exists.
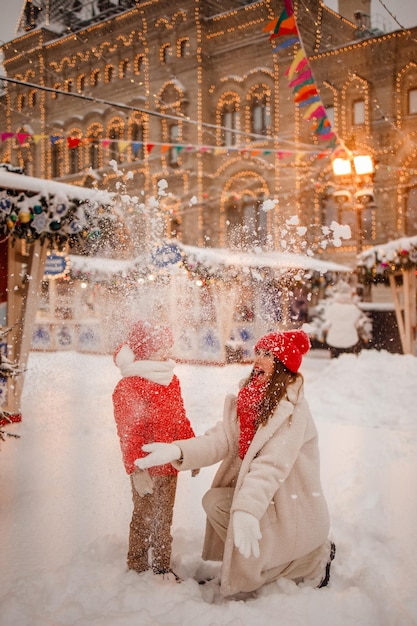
[0,349,416,625]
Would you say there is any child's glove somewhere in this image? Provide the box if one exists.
[232,510,262,559]
[132,468,154,497]
[135,442,181,470]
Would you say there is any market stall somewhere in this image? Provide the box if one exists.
[34,241,351,364]
[0,168,115,414]
[357,235,417,355]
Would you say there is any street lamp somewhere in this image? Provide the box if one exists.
[331,154,375,253]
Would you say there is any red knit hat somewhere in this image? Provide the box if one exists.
[254,330,310,373]
[127,320,173,360]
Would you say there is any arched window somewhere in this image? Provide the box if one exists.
[225,195,267,248]
[160,43,171,64]
[17,94,26,112]
[91,69,100,87]
[51,139,63,178]
[248,86,271,137]
[119,59,130,79]
[105,65,115,83]
[130,122,144,160]
[89,138,100,170]
[408,88,417,115]
[51,83,61,100]
[67,130,82,175]
[87,124,103,171]
[177,38,190,57]
[68,142,81,174]
[251,100,270,136]
[222,104,239,146]
[405,183,417,234]
[28,90,37,107]
[108,120,124,162]
[158,83,186,165]
[168,124,179,166]
[135,54,145,74]
[78,75,86,92]
[353,99,365,125]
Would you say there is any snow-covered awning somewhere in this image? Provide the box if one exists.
[179,243,351,274]
[66,240,351,284]
[0,170,113,204]
[357,235,417,278]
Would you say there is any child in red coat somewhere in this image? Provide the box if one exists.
[112,320,195,580]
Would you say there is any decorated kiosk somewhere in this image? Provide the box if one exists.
[31,241,351,365]
[0,167,115,420]
[357,235,417,355]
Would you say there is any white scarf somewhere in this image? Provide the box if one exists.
[115,344,175,386]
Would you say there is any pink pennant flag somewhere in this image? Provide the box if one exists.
[1,132,14,142]
[304,104,326,120]
[288,69,313,88]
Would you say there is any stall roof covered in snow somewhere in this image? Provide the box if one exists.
[0,170,113,204]
[357,234,417,276]
[180,243,352,274]
[67,241,351,283]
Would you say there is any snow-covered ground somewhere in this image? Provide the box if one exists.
[0,348,416,625]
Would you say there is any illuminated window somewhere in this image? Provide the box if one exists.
[160,44,171,64]
[105,66,115,83]
[28,90,36,107]
[405,185,417,234]
[89,139,100,170]
[178,38,190,57]
[78,75,86,92]
[408,88,417,115]
[221,104,239,146]
[119,59,130,79]
[17,94,25,111]
[51,83,61,99]
[131,123,144,160]
[91,70,100,87]
[225,195,267,247]
[135,54,144,74]
[69,143,81,174]
[353,100,365,125]
[87,125,102,170]
[168,124,179,166]
[51,141,63,178]
[251,99,270,136]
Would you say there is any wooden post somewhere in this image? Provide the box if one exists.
[388,269,416,355]
[6,239,48,413]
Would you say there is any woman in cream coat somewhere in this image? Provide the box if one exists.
[137,330,334,597]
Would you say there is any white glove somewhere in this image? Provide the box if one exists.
[132,468,154,497]
[232,510,262,559]
[134,442,181,470]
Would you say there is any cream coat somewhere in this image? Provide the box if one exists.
[173,378,330,596]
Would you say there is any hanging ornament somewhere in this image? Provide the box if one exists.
[18,208,32,223]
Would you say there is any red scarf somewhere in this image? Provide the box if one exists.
[237,378,267,459]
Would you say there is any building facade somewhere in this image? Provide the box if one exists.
[1,0,417,265]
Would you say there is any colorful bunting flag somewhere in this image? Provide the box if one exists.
[263,0,346,153]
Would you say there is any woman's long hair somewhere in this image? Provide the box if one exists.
[244,357,301,427]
